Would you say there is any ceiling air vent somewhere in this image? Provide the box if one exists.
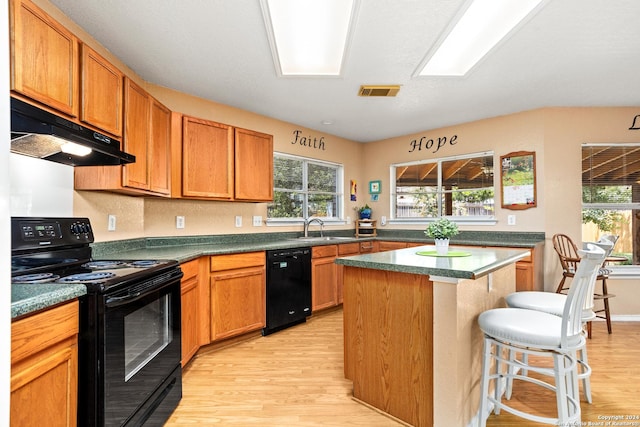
[358,85,400,97]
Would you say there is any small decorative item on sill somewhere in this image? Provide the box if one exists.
[425,218,459,255]
[357,204,372,220]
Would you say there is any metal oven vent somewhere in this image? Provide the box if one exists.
[358,85,400,97]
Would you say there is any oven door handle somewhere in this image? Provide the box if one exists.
[105,277,181,308]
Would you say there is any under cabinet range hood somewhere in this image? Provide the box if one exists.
[10,97,135,167]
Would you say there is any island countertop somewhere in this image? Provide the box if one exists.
[335,244,530,279]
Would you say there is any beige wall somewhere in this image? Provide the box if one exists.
[39,0,640,315]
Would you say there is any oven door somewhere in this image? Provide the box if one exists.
[101,275,182,426]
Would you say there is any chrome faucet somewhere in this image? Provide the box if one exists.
[304,218,324,237]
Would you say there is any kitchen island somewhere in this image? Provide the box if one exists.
[335,245,529,427]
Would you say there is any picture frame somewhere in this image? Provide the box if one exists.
[369,180,381,194]
[500,151,537,210]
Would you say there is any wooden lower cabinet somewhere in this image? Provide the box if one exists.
[180,259,200,366]
[311,245,338,311]
[377,241,409,252]
[11,300,79,427]
[210,252,266,341]
[337,243,360,304]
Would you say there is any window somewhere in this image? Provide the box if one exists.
[391,152,494,221]
[582,144,640,265]
[268,153,343,220]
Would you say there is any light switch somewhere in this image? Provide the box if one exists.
[252,216,262,227]
[507,215,516,226]
[176,216,185,229]
[235,216,242,227]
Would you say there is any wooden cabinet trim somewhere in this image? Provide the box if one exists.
[11,300,79,363]
[210,252,265,272]
[312,245,338,258]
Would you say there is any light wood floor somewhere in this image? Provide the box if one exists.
[165,308,640,426]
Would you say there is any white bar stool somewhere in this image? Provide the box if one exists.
[478,245,605,426]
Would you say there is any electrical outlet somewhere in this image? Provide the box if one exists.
[252,215,262,227]
[176,216,185,229]
[381,216,387,226]
[235,216,242,227]
[346,216,351,225]
[108,215,116,231]
[507,215,516,226]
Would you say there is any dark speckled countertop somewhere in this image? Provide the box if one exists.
[334,245,530,279]
[12,230,544,318]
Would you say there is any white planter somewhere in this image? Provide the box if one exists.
[434,238,450,255]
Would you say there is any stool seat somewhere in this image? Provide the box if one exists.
[478,308,584,349]
[506,292,596,321]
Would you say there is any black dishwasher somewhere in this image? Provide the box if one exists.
[263,247,312,335]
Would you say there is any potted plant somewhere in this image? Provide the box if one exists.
[425,218,459,255]
[356,204,372,220]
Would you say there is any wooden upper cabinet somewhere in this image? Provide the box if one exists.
[234,128,274,201]
[9,0,79,117]
[149,99,172,195]
[75,80,171,196]
[122,78,150,190]
[181,115,234,199]
[80,44,123,137]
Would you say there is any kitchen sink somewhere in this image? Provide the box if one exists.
[290,236,354,242]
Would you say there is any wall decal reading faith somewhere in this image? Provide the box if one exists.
[408,134,458,154]
[291,130,326,150]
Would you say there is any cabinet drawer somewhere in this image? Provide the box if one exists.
[12,300,79,363]
[312,245,338,258]
[181,259,199,280]
[338,243,360,255]
[210,252,264,271]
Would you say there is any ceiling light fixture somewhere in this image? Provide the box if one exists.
[261,0,359,76]
[416,0,546,77]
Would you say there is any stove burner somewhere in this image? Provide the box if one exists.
[129,260,161,268]
[82,260,128,270]
[13,272,61,284]
[59,272,117,283]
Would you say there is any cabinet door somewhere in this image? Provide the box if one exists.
[81,44,123,136]
[378,241,408,252]
[149,98,172,195]
[10,0,79,116]
[180,259,200,366]
[234,128,273,201]
[11,301,79,427]
[210,266,265,341]
[182,116,234,199]
[122,78,150,190]
[312,256,338,311]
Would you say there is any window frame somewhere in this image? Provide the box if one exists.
[389,151,496,226]
[267,152,344,225]
[582,143,640,271]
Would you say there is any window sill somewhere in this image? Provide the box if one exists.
[265,218,347,227]
[607,266,640,279]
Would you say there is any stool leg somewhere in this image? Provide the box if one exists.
[578,345,592,403]
[479,337,492,427]
[555,275,568,294]
[602,278,613,334]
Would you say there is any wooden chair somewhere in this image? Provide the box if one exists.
[552,233,615,334]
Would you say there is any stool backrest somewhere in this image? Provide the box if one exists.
[553,234,580,274]
[561,244,605,348]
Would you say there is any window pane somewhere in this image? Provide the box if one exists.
[442,156,493,190]
[449,188,495,217]
[396,186,439,218]
[582,144,640,265]
[308,163,337,192]
[582,208,631,264]
[393,153,494,219]
[308,193,339,218]
[268,191,303,218]
[274,157,303,190]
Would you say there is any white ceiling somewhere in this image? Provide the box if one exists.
[49,0,640,143]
